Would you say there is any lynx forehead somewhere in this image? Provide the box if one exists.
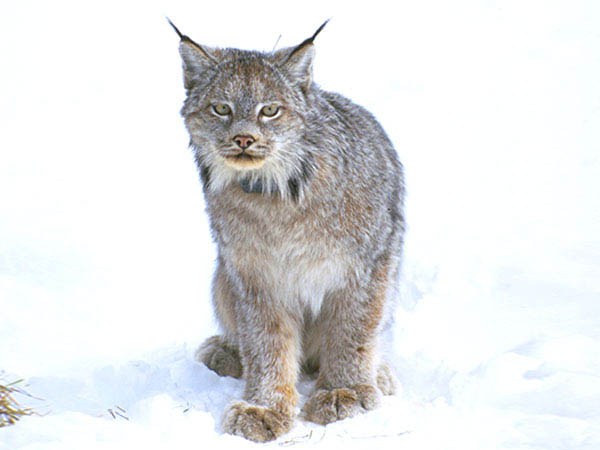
[172,19,405,443]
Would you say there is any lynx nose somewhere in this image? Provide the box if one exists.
[233,135,255,150]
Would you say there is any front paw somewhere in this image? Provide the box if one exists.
[302,384,381,425]
[222,401,293,442]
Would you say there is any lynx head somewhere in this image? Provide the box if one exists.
[171,20,328,200]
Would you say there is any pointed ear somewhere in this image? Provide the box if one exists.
[278,44,315,88]
[179,40,219,89]
[168,18,218,90]
[275,20,329,91]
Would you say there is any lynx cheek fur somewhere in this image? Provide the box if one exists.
[171,20,404,442]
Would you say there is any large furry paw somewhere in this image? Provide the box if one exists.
[195,335,242,379]
[222,401,293,442]
[376,363,397,396]
[301,384,381,425]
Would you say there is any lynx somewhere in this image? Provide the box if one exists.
[171,19,405,442]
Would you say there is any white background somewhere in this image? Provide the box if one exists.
[1,1,599,448]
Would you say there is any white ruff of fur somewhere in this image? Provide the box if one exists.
[194,141,313,202]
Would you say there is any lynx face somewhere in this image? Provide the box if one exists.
[180,44,317,197]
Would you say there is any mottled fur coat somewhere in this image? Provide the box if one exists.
[172,20,405,442]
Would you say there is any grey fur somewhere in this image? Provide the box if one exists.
[174,22,405,442]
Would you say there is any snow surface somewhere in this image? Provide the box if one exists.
[1,0,599,448]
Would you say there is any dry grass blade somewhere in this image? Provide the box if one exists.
[0,380,35,427]
[279,430,324,446]
[107,406,129,421]
[337,429,412,440]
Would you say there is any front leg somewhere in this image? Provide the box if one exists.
[222,288,300,442]
[302,261,391,425]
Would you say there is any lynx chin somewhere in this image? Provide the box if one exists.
[171,19,405,442]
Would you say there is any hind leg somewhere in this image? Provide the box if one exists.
[376,361,397,396]
[196,335,242,378]
[196,260,242,378]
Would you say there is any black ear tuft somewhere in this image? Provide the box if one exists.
[277,20,330,90]
[285,19,330,63]
[167,17,185,40]
[168,18,219,89]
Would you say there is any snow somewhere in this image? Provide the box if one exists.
[1,0,599,448]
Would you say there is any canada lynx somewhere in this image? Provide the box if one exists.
[171,20,404,442]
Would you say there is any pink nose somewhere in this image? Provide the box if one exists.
[233,135,255,150]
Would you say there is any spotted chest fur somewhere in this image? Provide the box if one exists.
[208,185,354,316]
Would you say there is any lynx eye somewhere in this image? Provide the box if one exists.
[260,104,280,118]
[213,104,232,116]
